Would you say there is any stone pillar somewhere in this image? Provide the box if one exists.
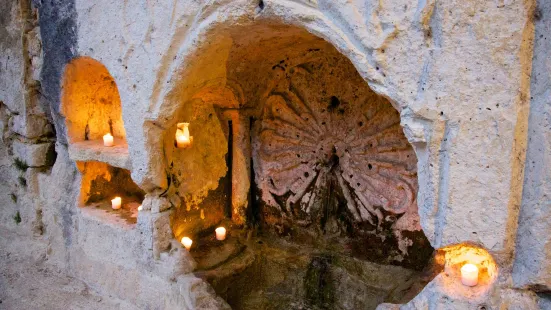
[231,113,251,225]
[139,193,175,259]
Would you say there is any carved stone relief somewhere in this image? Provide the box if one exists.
[252,53,428,265]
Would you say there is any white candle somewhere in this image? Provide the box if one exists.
[461,263,479,286]
[181,237,193,251]
[111,197,122,210]
[137,205,143,211]
[176,130,190,148]
[103,133,114,147]
[215,227,226,241]
[175,123,192,148]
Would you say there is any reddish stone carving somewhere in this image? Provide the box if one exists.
[253,57,419,234]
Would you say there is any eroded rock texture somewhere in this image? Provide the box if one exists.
[513,0,551,291]
[0,0,547,309]
[256,58,417,229]
[253,50,429,267]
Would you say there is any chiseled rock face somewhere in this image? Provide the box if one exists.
[513,0,551,291]
[4,0,539,308]
[376,274,542,310]
[27,26,43,82]
[0,0,24,114]
[9,114,53,139]
[72,0,535,259]
[12,139,54,167]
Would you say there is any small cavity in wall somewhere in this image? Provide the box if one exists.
[61,56,141,226]
[61,56,125,143]
[76,161,144,226]
[435,243,498,297]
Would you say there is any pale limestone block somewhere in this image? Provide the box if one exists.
[12,140,54,167]
[26,26,42,82]
[137,209,173,259]
[68,139,131,170]
[177,275,231,310]
[10,114,53,139]
[154,239,196,281]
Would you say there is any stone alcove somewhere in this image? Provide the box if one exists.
[61,56,126,144]
[151,20,435,309]
[61,57,143,225]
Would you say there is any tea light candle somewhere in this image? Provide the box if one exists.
[175,123,192,148]
[461,263,479,286]
[181,237,193,251]
[111,197,122,210]
[137,205,143,211]
[215,227,226,241]
[103,133,114,147]
[176,130,190,148]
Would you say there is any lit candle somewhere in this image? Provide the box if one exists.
[181,237,193,251]
[137,205,143,211]
[215,227,226,241]
[111,197,122,210]
[461,263,479,286]
[103,133,114,147]
[175,123,192,148]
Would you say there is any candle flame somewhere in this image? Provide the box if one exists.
[175,123,192,148]
[181,237,193,250]
[461,263,478,273]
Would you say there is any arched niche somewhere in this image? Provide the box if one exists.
[61,56,142,225]
[153,20,435,309]
[61,56,126,144]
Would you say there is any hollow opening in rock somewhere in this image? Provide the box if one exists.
[61,56,126,144]
[76,161,144,226]
[165,21,435,309]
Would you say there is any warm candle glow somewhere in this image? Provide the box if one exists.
[137,205,143,211]
[181,237,193,251]
[215,227,226,241]
[461,263,479,287]
[111,197,122,210]
[103,133,114,147]
[175,123,192,148]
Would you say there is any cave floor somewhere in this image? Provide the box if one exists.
[0,225,135,310]
[0,142,132,310]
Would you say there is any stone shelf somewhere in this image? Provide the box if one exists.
[69,139,131,170]
[81,199,140,229]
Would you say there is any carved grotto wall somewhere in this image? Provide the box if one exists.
[252,46,430,267]
[72,0,541,307]
[0,0,547,309]
[148,20,435,307]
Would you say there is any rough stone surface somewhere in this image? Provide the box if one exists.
[376,274,542,310]
[68,139,131,170]
[137,208,175,259]
[0,0,25,114]
[0,0,548,309]
[12,139,54,167]
[513,0,551,291]
[251,45,425,265]
[27,26,43,82]
[60,57,126,143]
[36,0,78,145]
[70,0,534,260]
[9,113,53,139]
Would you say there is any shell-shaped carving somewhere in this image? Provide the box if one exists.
[253,58,418,232]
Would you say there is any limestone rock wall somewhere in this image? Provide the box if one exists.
[71,0,534,261]
[0,0,54,238]
[1,0,550,309]
[513,0,551,292]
